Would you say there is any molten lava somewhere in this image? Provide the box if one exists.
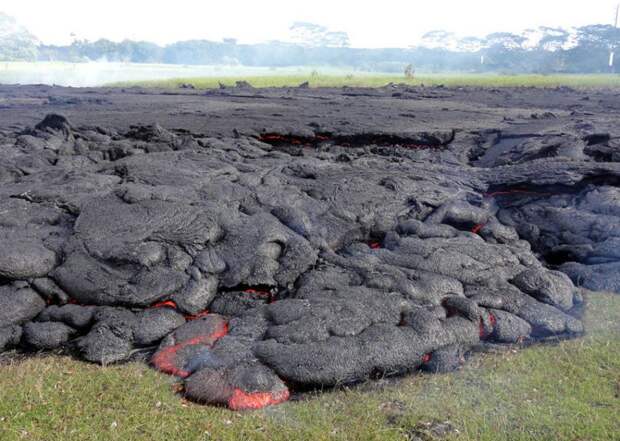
[242,287,276,303]
[471,224,485,235]
[151,300,178,309]
[227,388,290,411]
[152,319,229,378]
[258,133,315,146]
[479,313,496,339]
[243,288,270,297]
[149,298,210,321]
[257,132,439,150]
[185,310,211,321]
[422,353,432,364]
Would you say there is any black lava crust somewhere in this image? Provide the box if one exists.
[1,84,618,409]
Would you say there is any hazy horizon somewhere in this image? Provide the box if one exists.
[2,0,619,48]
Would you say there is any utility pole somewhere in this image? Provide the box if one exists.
[610,3,619,71]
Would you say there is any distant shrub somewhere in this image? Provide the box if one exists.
[404,64,415,79]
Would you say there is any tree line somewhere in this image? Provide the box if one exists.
[2,12,620,74]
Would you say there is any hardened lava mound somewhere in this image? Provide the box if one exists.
[1,84,619,409]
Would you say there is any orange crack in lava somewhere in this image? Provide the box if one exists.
[149,299,210,321]
[228,388,290,411]
[471,224,485,235]
[259,134,311,146]
[479,312,497,339]
[151,300,178,309]
[243,288,275,303]
[422,353,432,364]
[369,241,381,249]
[185,310,211,321]
[243,288,270,296]
[152,319,229,378]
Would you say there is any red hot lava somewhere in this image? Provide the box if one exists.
[243,288,270,296]
[479,313,497,339]
[149,299,210,321]
[257,133,439,150]
[228,389,290,411]
[471,224,485,235]
[243,287,276,303]
[151,300,178,309]
[151,319,229,378]
[185,310,211,321]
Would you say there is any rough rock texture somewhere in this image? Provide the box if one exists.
[0,84,618,409]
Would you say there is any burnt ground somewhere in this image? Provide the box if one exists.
[0,83,619,410]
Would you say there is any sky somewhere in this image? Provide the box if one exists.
[1,0,618,48]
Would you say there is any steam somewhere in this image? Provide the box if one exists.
[0,61,320,87]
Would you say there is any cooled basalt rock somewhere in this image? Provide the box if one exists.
[0,238,58,280]
[74,307,141,364]
[0,285,46,327]
[23,321,77,350]
[497,185,620,292]
[0,325,22,352]
[0,83,618,409]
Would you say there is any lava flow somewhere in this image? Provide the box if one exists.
[151,320,229,378]
[471,224,485,235]
[149,299,211,321]
[257,132,440,150]
[227,389,290,411]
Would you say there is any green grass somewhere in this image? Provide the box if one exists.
[0,292,618,441]
[3,61,620,89]
[111,73,620,90]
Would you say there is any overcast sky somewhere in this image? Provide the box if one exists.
[2,0,618,47]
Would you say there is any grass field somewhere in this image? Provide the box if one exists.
[111,73,620,90]
[3,62,620,89]
[0,291,618,441]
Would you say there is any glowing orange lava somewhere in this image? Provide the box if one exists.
[151,300,178,309]
[227,388,290,411]
[479,313,497,339]
[471,224,485,235]
[152,320,229,378]
[243,288,270,296]
[185,310,211,321]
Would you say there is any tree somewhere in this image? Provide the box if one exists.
[455,36,485,53]
[484,32,527,50]
[289,22,350,48]
[404,63,415,78]
[0,13,39,61]
[536,27,570,52]
[421,30,458,49]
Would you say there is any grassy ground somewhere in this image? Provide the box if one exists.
[0,292,618,441]
[111,73,620,90]
[3,61,620,89]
